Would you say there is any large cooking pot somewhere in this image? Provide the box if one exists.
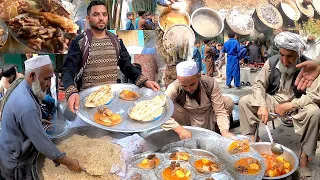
[34,126,127,180]
[277,0,301,27]
[254,142,299,179]
[252,3,283,32]
[190,8,224,38]
[158,8,191,31]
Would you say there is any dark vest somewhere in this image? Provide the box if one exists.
[266,55,308,98]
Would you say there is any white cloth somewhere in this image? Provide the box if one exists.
[24,55,52,71]
[176,61,198,77]
[274,31,307,57]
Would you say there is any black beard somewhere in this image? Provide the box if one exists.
[185,86,200,99]
[91,24,107,31]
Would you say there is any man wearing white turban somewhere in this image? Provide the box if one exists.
[238,32,320,179]
[162,61,236,140]
[0,56,82,179]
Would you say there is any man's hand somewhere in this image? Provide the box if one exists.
[295,61,320,90]
[67,93,80,113]
[221,130,237,140]
[275,102,294,117]
[144,80,160,91]
[66,159,82,172]
[173,125,192,140]
[56,157,82,173]
[307,35,316,42]
[257,106,269,124]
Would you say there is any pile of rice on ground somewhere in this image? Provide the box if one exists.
[41,134,123,180]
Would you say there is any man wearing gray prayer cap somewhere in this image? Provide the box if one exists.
[239,31,320,179]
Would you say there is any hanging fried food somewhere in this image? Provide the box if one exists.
[138,154,161,169]
[85,84,114,108]
[234,157,261,175]
[25,8,78,33]
[162,161,192,180]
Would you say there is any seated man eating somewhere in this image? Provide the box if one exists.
[163,61,235,139]
[238,31,320,179]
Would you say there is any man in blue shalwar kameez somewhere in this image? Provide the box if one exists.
[193,41,202,73]
[222,31,241,89]
[0,56,82,179]
[201,40,206,74]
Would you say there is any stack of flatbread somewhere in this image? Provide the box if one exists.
[84,85,114,108]
[129,94,166,122]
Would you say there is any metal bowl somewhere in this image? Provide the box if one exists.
[155,161,197,180]
[254,142,299,179]
[191,8,224,37]
[158,8,191,31]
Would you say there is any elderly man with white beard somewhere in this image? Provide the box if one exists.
[238,31,320,179]
[0,56,82,180]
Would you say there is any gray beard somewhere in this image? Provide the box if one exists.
[277,61,297,75]
[32,80,46,100]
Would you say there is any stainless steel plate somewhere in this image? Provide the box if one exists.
[0,18,9,48]
[76,84,174,133]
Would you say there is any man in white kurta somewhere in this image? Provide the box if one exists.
[162,61,235,139]
[239,32,320,178]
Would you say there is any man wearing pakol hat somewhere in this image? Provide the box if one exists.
[162,61,236,139]
[0,56,82,179]
[238,31,320,179]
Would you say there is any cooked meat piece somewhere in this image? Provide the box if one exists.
[169,152,176,159]
[64,32,77,40]
[176,163,180,167]
[54,27,63,37]
[0,29,4,36]
[209,163,219,171]
[230,148,241,154]
[28,38,42,51]
[53,7,70,18]
[148,159,156,167]
[130,173,142,180]
[147,154,156,160]
[205,178,215,180]
[247,158,258,165]
[17,1,31,14]
[97,107,108,114]
[235,165,248,173]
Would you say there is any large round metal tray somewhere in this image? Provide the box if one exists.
[75,84,174,133]
[34,126,127,180]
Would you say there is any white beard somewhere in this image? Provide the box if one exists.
[277,61,297,75]
[32,79,46,100]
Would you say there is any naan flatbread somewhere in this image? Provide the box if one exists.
[85,85,114,108]
[129,94,166,122]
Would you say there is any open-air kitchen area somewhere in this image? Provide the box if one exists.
[0,0,320,180]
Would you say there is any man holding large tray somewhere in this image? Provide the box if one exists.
[62,0,160,113]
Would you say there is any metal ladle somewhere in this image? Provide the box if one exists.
[265,124,284,155]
